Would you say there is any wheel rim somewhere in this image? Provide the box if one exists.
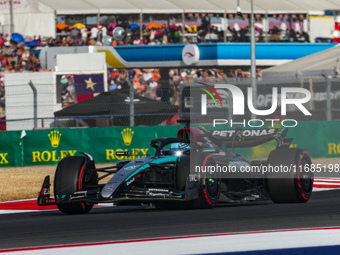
[205,159,219,198]
[299,159,313,194]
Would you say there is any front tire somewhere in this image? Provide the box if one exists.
[54,156,96,214]
[196,155,221,208]
[265,148,313,203]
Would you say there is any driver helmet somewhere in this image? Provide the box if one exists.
[170,143,190,155]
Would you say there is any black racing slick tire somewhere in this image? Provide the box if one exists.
[54,156,96,214]
[265,148,313,203]
[196,154,221,209]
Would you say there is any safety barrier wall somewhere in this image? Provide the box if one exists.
[0,121,339,167]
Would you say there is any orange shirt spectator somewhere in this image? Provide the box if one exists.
[133,77,140,89]
[136,83,146,95]
[152,70,160,81]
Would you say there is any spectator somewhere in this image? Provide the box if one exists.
[90,26,99,39]
[143,69,153,83]
[81,27,88,41]
[111,68,119,80]
[162,26,169,44]
[4,34,10,47]
[115,70,129,91]
[133,36,141,45]
[288,29,297,42]
[109,80,118,90]
[101,25,107,38]
[70,27,80,39]
[0,34,4,47]
[21,49,30,62]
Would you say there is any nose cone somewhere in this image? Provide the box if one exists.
[101,173,126,198]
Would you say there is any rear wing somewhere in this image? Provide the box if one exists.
[201,127,292,149]
[176,119,292,149]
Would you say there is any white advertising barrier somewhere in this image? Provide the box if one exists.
[40,46,90,71]
[55,52,107,73]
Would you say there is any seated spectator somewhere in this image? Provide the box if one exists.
[109,80,118,90]
[136,82,146,95]
[21,49,30,62]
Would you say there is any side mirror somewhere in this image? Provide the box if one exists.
[115,151,130,157]
[112,27,125,41]
[234,127,243,139]
[232,127,243,153]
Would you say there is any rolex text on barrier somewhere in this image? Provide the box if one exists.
[22,126,180,166]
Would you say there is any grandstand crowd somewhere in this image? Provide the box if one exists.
[0,14,266,104]
[54,13,312,45]
[0,12,315,73]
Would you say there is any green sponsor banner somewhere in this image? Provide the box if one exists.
[0,130,22,167]
[22,126,180,166]
[288,121,340,159]
[198,121,340,160]
[1,121,340,167]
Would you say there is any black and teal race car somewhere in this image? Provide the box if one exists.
[38,121,313,214]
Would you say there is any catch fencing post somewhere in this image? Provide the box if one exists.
[250,0,257,119]
[28,80,37,129]
[326,76,332,121]
[126,78,135,126]
[322,72,332,121]
[223,74,233,120]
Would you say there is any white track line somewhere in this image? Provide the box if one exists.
[2,227,340,255]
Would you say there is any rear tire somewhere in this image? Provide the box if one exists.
[266,148,313,203]
[54,156,96,214]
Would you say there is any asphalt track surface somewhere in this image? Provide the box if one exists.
[1,190,340,250]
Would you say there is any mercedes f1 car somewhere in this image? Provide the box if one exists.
[38,120,313,214]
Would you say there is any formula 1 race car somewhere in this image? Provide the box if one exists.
[38,120,313,214]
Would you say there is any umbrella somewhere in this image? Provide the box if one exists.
[11,33,24,43]
[108,23,117,29]
[24,40,38,46]
[57,23,71,30]
[188,25,197,33]
[147,22,162,30]
[130,23,140,30]
[72,23,85,30]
